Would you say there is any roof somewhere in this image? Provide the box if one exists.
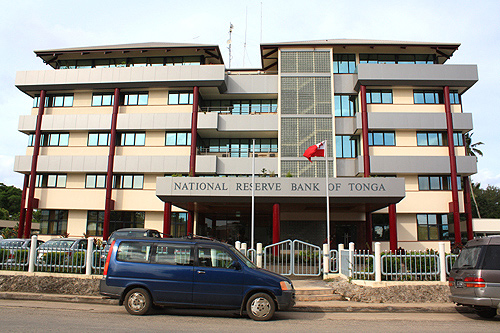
[260,38,460,48]
[34,42,221,54]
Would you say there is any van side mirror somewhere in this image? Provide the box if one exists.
[231,261,241,270]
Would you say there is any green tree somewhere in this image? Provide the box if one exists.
[471,184,500,218]
[465,133,484,218]
[0,183,22,217]
[0,207,9,220]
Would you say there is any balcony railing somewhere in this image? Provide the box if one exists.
[198,147,278,157]
[200,107,277,115]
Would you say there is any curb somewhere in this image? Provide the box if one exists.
[0,292,471,313]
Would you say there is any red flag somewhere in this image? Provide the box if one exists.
[303,141,325,162]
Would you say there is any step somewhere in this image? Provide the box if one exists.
[295,294,344,302]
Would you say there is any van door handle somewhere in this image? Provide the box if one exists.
[197,270,206,274]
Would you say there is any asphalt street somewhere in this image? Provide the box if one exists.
[1,299,498,332]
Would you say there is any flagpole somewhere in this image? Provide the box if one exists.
[251,139,256,250]
[325,140,330,252]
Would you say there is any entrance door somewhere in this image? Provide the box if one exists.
[336,224,357,247]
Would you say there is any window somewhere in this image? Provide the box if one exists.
[171,212,188,238]
[154,244,193,266]
[413,90,460,104]
[359,54,436,64]
[57,56,202,69]
[88,132,110,146]
[165,132,191,146]
[40,210,68,235]
[86,174,107,188]
[417,214,450,241]
[168,91,194,105]
[197,246,235,269]
[336,135,358,158]
[122,92,148,106]
[417,132,464,146]
[334,95,356,117]
[28,133,69,147]
[366,90,392,104]
[117,241,152,263]
[418,176,462,191]
[372,214,390,241]
[92,93,115,106]
[368,132,395,146]
[33,95,73,108]
[109,211,145,233]
[86,210,104,236]
[333,54,356,74]
[113,175,144,189]
[118,132,146,146]
[35,174,67,188]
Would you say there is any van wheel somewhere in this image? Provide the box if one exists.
[475,307,497,318]
[246,293,275,321]
[124,288,151,315]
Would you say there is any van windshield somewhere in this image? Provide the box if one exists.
[229,245,257,269]
[453,246,482,269]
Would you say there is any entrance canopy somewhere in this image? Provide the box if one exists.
[156,177,405,214]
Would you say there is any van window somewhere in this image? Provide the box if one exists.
[153,244,193,266]
[197,247,234,269]
[454,246,482,269]
[117,242,152,263]
[480,245,500,270]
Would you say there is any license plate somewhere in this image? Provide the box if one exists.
[456,280,464,288]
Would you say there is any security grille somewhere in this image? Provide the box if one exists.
[281,51,330,73]
[281,77,331,115]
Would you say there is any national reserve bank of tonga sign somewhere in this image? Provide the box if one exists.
[156,177,405,203]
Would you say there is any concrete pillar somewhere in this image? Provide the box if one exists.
[439,242,447,282]
[323,243,330,278]
[338,243,344,275]
[348,242,355,278]
[235,241,241,251]
[375,242,382,282]
[86,237,95,275]
[256,243,263,268]
[240,243,247,256]
[28,235,38,273]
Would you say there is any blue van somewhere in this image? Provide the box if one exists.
[100,238,295,320]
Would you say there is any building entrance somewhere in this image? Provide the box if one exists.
[335,224,358,247]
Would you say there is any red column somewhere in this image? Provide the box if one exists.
[163,202,172,237]
[463,176,474,240]
[18,174,29,238]
[187,212,194,235]
[103,88,120,241]
[444,86,462,246]
[389,204,397,252]
[189,87,200,177]
[272,203,280,244]
[25,90,46,237]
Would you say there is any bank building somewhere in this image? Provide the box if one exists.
[14,39,478,252]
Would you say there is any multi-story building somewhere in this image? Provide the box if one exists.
[14,40,478,251]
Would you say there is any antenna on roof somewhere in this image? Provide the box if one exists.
[227,23,234,68]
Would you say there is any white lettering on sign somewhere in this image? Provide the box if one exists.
[348,183,386,191]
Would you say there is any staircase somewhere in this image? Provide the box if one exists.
[293,280,344,302]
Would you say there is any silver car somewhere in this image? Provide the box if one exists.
[449,235,500,318]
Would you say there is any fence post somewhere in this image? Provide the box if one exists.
[338,243,344,276]
[256,243,263,268]
[240,243,247,256]
[235,241,241,251]
[28,235,37,273]
[439,242,446,282]
[348,242,355,278]
[86,237,95,275]
[375,242,382,282]
[323,243,330,278]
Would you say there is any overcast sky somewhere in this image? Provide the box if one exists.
[1,0,498,188]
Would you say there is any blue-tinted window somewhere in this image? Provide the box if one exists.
[336,135,358,158]
[368,132,395,146]
[118,132,146,146]
[165,132,191,146]
[333,54,356,74]
[123,93,148,106]
[335,95,356,117]
[366,90,392,104]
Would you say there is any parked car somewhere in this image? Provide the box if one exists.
[100,228,162,264]
[37,238,88,267]
[0,238,44,265]
[449,235,500,318]
[100,238,295,320]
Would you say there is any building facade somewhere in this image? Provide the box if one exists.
[14,40,478,251]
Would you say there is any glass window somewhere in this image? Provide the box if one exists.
[368,132,395,146]
[40,210,68,235]
[86,174,106,189]
[335,95,356,117]
[336,135,358,158]
[114,175,144,189]
[165,132,191,146]
[88,133,110,146]
[418,177,430,190]
[118,132,146,146]
[123,93,148,106]
[117,242,152,263]
[154,244,193,265]
[35,174,67,188]
[333,54,356,74]
[417,214,450,241]
[92,93,114,106]
[86,210,105,237]
[169,92,193,105]
[372,214,390,241]
[366,90,392,104]
[109,211,145,234]
[197,246,235,269]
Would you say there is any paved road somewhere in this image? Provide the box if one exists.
[1,299,498,332]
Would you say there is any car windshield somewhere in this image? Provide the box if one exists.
[40,240,76,248]
[453,246,482,269]
[228,245,257,269]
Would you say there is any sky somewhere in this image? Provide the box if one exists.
[0,0,499,189]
